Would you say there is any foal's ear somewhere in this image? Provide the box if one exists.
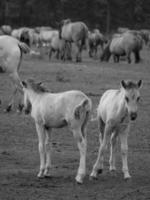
[22,81,27,88]
[121,80,127,89]
[137,80,142,88]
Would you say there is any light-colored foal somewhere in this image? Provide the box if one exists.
[90,80,142,180]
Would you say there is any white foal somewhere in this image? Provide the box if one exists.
[22,79,92,184]
[90,80,142,180]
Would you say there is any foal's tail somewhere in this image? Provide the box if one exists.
[18,41,30,54]
[74,98,92,121]
[18,41,40,55]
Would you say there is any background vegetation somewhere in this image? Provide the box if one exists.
[0,0,150,33]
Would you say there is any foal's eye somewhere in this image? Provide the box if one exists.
[125,96,129,103]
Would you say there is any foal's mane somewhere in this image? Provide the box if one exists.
[27,79,49,93]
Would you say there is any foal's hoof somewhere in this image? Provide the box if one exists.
[4,105,12,113]
[17,104,24,113]
[124,175,131,181]
[37,171,44,178]
[75,174,84,184]
[89,175,98,181]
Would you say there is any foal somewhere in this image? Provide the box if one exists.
[22,79,92,184]
[90,80,142,180]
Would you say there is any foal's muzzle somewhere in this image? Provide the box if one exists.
[130,112,137,121]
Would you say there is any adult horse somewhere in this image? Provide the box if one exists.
[88,29,107,58]
[59,19,88,62]
[0,35,30,112]
[101,31,143,63]
[22,79,92,184]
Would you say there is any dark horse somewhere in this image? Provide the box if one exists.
[101,31,143,63]
[59,19,88,62]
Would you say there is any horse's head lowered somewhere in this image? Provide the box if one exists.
[121,80,142,121]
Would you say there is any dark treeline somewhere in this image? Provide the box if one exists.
[0,0,150,33]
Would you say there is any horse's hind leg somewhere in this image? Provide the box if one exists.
[44,128,52,177]
[76,41,82,62]
[109,131,118,171]
[134,50,140,63]
[72,127,87,184]
[126,52,131,63]
[35,123,46,178]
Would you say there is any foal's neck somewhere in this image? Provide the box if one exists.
[27,89,44,103]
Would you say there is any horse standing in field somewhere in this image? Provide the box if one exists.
[0,35,30,111]
[101,31,143,63]
[59,19,88,62]
[90,80,142,180]
[22,79,92,184]
[88,29,107,58]
[49,33,71,61]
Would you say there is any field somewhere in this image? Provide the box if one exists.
[0,48,150,200]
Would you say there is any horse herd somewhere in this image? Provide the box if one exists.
[1,20,149,64]
[0,20,144,184]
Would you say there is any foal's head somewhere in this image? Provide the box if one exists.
[22,79,49,114]
[121,80,142,121]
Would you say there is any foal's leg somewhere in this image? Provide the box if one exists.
[119,125,131,179]
[90,120,112,179]
[35,123,46,178]
[44,128,53,177]
[73,127,87,184]
[109,131,118,171]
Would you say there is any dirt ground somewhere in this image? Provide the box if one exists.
[0,48,150,200]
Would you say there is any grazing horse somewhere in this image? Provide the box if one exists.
[22,79,92,184]
[90,80,142,180]
[88,29,107,58]
[101,31,143,63]
[59,19,88,62]
[0,35,30,111]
